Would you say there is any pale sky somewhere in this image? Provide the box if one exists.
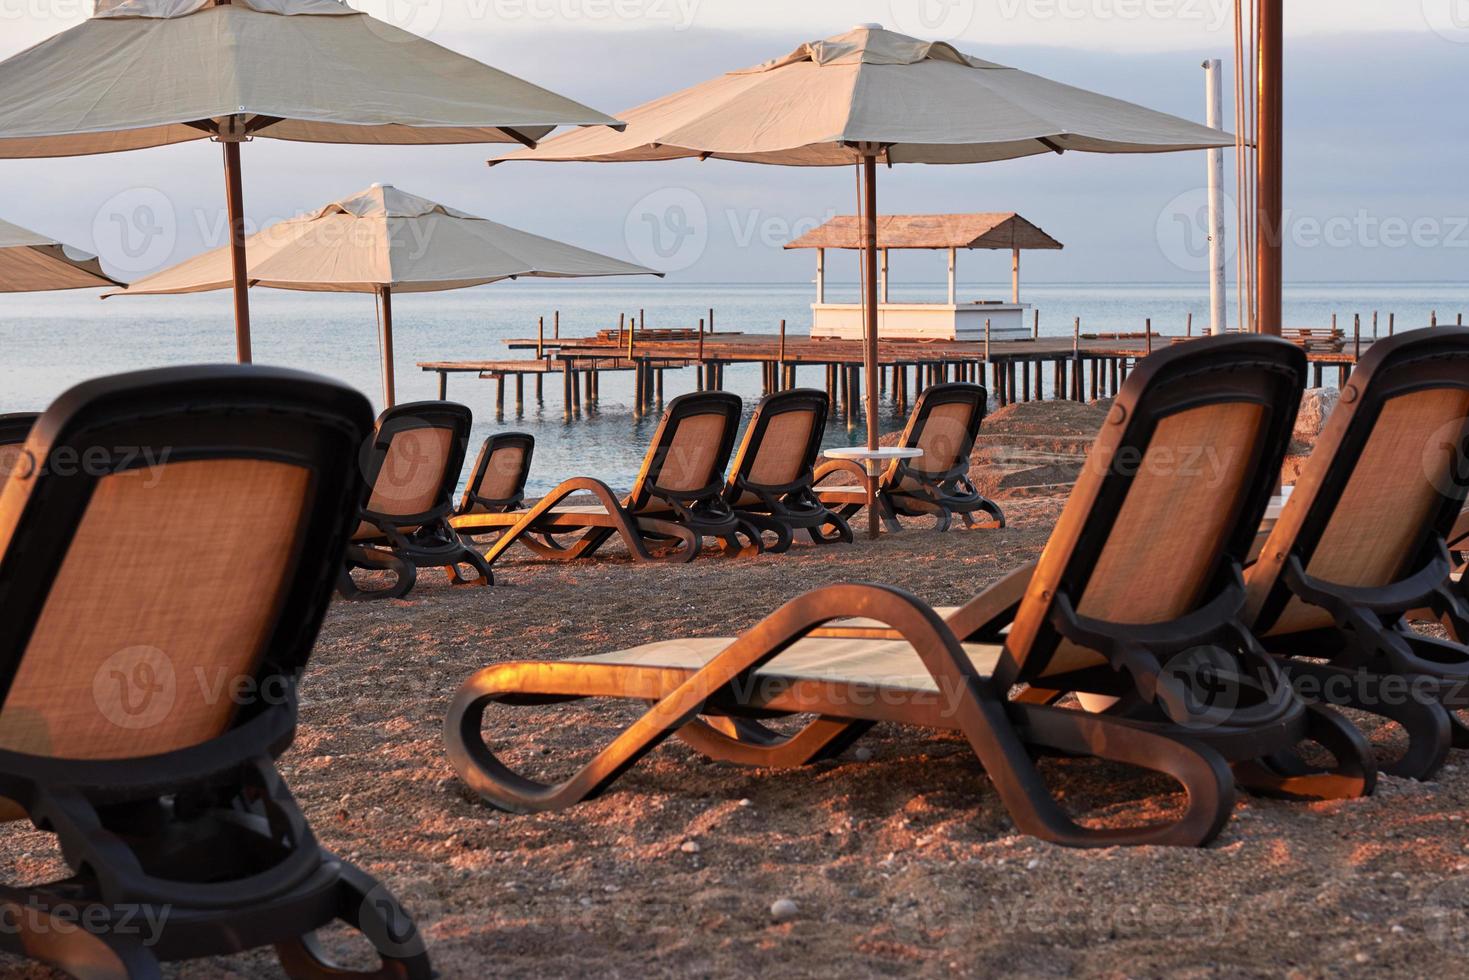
[2,0,1465,284]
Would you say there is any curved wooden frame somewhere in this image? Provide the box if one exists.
[815,383,1003,533]
[341,400,492,600]
[1245,326,1469,778]
[723,389,851,552]
[444,337,1372,848]
[0,366,430,978]
[452,392,760,566]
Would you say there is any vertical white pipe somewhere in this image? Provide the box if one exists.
[947,247,957,304]
[1205,58,1227,336]
[815,247,825,304]
[880,248,889,303]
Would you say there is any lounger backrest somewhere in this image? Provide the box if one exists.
[887,383,986,487]
[724,389,828,502]
[360,401,473,526]
[1245,327,1469,636]
[457,432,535,515]
[626,391,743,512]
[0,413,38,498]
[0,366,371,767]
[996,336,1305,687]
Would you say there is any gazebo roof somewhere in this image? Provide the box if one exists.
[785,213,1063,251]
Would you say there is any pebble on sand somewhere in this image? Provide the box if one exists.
[680,840,701,854]
[770,898,799,923]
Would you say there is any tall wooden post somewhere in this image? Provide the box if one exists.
[1256,0,1284,335]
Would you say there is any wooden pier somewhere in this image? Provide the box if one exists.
[419,319,1386,420]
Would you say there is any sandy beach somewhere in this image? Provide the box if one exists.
[3,399,1465,979]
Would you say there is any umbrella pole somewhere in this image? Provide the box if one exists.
[377,285,397,408]
[221,136,252,363]
[1255,0,1283,336]
[861,153,880,540]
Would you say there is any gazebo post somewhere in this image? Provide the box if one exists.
[377,284,396,408]
[880,248,889,303]
[815,247,825,303]
[947,247,957,304]
[1011,247,1020,303]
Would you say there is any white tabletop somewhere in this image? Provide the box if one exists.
[823,447,924,461]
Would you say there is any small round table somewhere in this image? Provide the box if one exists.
[822,446,924,540]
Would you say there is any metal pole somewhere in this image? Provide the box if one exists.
[221,127,252,363]
[1204,58,1227,336]
[862,153,881,540]
[1256,0,1284,336]
[376,285,396,407]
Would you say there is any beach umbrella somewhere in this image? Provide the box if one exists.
[0,217,120,291]
[0,0,622,363]
[499,23,1233,537]
[109,183,660,406]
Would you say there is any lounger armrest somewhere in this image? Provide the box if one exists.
[945,561,1037,641]
[813,458,869,485]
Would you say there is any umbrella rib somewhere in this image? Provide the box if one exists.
[1037,137,1066,155]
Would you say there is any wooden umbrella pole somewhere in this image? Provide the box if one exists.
[221,131,252,363]
[377,284,396,408]
[862,152,881,540]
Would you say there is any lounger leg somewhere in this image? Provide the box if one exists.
[1233,703,1377,800]
[338,547,416,601]
[674,716,873,767]
[275,863,431,980]
[0,894,164,979]
[443,546,494,589]
[1268,658,1451,779]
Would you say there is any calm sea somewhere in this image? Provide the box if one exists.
[2,280,1465,493]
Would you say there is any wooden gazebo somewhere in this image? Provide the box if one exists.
[785,212,1062,340]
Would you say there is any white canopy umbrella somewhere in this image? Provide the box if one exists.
[109,183,660,405]
[0,217,120,291]
[499,23,1233,536]
[0,0,622,361]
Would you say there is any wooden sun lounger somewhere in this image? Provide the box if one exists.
[444,336,1372,848]
[0,366,429,978]
[451,391,760,565]
[815,382,1004,533]
[339,400,492,600]
[1244,326,1469,779]
[455,431,535,524]
[722,388,851,552]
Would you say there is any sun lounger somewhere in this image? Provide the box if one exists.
[1243,326,1469,779]
[0,366,429,978]
[451,391,759,565]
[722,389,851,551]
[340,400,492,600]
[814,382,1003,532]
[445,336,1371,848]
[454,432,536,538]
